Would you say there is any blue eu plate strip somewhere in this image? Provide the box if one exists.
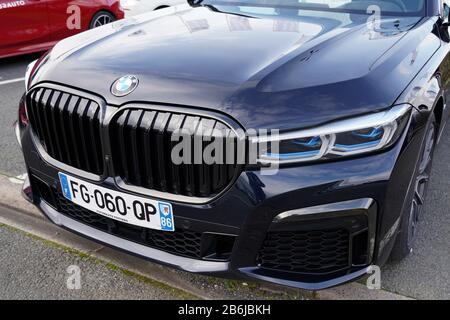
[58,172,72,201]
[158,202,175,231]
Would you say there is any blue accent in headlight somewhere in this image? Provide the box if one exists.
[292,136,322,148]
[264,150,320,158]
[351,127,383,139]
[334,140,381,150]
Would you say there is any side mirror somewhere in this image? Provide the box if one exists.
[443,3,450,26]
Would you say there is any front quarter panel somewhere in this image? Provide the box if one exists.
[396,18,450,140]
[376,18,450,265]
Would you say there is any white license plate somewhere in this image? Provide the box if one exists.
[58,172,175,232]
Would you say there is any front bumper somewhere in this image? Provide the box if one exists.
[39,199,229,273]
[16,105,426,290]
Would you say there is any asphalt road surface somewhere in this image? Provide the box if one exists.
[0,54,449,299]
[0,222,186,300]
[0,55,36,177]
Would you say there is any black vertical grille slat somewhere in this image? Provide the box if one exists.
[183,116,200,196]
[68,97,83,169]
[77,99,92,172]
[139,111,157,189]
[40,90,54,154]
[45,91,59,157]
[111,108,242,199]
[221,125,231,191]
[153,112,171,192]
[49,92,64,161]
[116,110,131,182]
[93,108,103,174]
[29,89,43,141]
[26,87,103,175]
[87,105,101,174]
[48,91,63,160]
[198,119,215,197]
[34,89,47,142]
[128,110,144,186]
[58,93,73,164]
[211,122,226,193]
[227,131,238,181]
[166,114,185,194]
[65,96,82,168]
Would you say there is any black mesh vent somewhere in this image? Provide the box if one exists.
[26,88,103,175]
[257,229,350,274]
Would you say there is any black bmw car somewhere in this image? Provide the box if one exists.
[16,0,449,290]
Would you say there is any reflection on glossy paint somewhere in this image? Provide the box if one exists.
[37,4,435,132]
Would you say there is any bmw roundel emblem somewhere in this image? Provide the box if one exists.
[111,75,139,97]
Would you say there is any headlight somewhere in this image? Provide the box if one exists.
[24,60,38,91]
[24,51,51,91]
[255,104,411,165]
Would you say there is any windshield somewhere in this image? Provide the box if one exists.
[201,0,426,16]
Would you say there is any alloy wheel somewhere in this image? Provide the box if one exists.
[406,122,436,248]
[92,14,113,28]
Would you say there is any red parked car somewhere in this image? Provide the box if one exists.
[0,0,124,59]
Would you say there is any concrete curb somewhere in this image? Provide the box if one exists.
[0,174,42,219]
[0,201,207,300]
[0,174,412,300]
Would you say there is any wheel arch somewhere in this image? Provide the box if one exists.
[91,9,117,21]
[433,96,445,137]
[89,9,117,29]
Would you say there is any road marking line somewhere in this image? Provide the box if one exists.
[0,77,25,86]
[8,173,27,184]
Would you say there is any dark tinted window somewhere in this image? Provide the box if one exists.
[203,0,426,15]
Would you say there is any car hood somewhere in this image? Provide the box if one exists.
[34,4,437,130]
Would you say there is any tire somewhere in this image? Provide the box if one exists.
[89,11,116,29]
[390,114,437,261]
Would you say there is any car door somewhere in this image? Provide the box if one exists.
[0,0,50,57]
[47,0,91,42]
